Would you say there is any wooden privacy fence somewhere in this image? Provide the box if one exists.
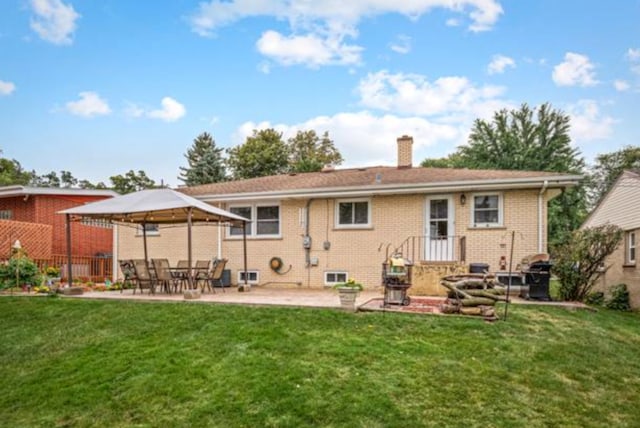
[0,254,113,283]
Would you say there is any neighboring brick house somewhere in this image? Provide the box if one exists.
[582,170,640,308]
[115,136,581,291]
[0,186,118,277]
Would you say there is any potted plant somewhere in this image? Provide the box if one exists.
[334,278,363,312]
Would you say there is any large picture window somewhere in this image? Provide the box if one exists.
[472,194,503,227]
[336,199,371,228]
[228,204,280,238]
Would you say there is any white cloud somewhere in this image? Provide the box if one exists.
[357,70,510,119]
[256,30,362,67]
[552,52,598,87]
[445,18,460,27]
[390,35,411,54]
[613,80,630,92]
[233,111,462,167]
[65,92,111,117]
[29,0,80,45]
[189,1,502,68]
[487,54,515,75]
[567,100,616,142]
[190,0,502,35]
[0,80,16,95]
[147,97,187,122]
[626,48,640,61]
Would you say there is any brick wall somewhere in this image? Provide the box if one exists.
[0,194,113,258]
[117,189,550,290]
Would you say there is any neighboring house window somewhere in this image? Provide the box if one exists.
[237,270,259,284]
[137,223,159,236]
[471,194,503,227]
[627,231,636,265]
[325,271,348,285]
[228,204,280,238]
[336,199,371,228]
[81,218,113,229]
[0,210,12,220]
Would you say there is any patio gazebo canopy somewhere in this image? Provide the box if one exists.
[59,188,250,290]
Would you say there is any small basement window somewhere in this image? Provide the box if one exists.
[325,271,348,286]
[237,270,259,284]
[0,210,13,220]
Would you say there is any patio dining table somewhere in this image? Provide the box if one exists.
[170,266,208,290]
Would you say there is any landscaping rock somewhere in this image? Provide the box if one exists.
[183,289,201,300]
[61,287,84,296]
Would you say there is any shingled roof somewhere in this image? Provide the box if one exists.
[179,166,581,201]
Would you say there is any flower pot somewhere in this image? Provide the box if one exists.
[337,287,359,312]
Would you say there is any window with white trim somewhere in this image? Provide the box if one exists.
[325,271,348,285]
[0,210,12,220]
[471,193,503,227]
[627,231,636,264]
[237,270,259,284]
[228,204,280,238]
[336,199,371,228]
[136,223,159,236]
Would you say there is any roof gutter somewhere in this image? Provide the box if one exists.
[195,176,582,203]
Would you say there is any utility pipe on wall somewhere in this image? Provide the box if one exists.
[538,180,548,253]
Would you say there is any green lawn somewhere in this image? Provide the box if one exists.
[1,297,639,427]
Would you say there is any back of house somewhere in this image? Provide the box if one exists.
[115,136,581,293]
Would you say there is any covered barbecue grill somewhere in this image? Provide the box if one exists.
[519,253,553,300]
[382,255,413,306]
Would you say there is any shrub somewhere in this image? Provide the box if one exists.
[585,291,605,306]
[551,224,623,302]
[0,257,42,290]
[604,283,631,311]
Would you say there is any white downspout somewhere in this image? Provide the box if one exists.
[538,180,548,253]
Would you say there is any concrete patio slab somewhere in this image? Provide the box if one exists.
[65,287,384,310]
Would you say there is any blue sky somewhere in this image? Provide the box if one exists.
[0,0,638,187]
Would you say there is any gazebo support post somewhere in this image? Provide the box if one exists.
[187,207,193,290]
[65,214,73,287]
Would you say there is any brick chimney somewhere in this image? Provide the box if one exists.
[397,135,413,169]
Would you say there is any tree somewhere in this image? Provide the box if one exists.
[60,170,78,188]
[0,150,33,185]
[226,129,289,179]
[109,170,157,194]
[178,132,226,186]
[421,103,587,247]
[34,171,61,188]
[287,130,343,173]
[551,224,623,302]
[588,146,640,207]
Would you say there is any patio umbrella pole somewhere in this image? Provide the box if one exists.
[66,214,73,287]
[504,230,515,322]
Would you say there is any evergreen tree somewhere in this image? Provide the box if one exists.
[178,132,226,186]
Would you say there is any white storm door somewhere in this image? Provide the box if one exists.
[425,196,455,261]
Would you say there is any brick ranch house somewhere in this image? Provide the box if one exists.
[582,170,640,308]
[0,186,118,280]
[114,136,581,293]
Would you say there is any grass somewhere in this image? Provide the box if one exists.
[1,297,640,427]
